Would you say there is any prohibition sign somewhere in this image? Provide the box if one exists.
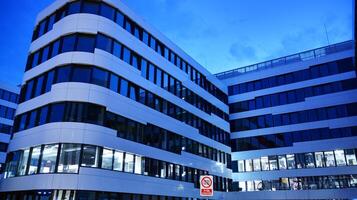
[201,176,212,188]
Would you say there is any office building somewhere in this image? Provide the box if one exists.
[0,82,18,173]
[0,0,231,199]
[0,0,356,199]
[218,40,357,199]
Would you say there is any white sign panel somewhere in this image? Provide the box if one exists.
[200,175,213,196]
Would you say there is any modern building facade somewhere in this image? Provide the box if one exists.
[0,0,356,200]
[0,0,232,199]
[217,40,357,199]
[0,82,18,173]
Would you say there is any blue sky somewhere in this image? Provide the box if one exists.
[0,0,353,86]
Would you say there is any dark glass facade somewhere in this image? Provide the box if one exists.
[4,142,232,192]
[13,101,231,165]
[30,0,227,104]
[19,64,230,145]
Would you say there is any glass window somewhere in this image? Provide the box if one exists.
[81,145,100,168]
[295,153,305,168]
[100,3,115,20]
[286,154,295,169]
[76,35,95,52]
[124,153,134,173]
[38,106,49,126]
[40,144,58,173]
[51,39,61,58]
[156,68,162,86]
[269,156,278,170]
[125,19,132,33]
[18,114,28,131]
[113,42,122,58]
[129,84,138,101]
[41,46,50,63]
[149,36,156,50]
[315,152,325,167]
[61,35,76,53]
[324,151,336,167]
[47,14,56,31]
[120,79,129,96]
[82,1,99,14]
[278,155,287,170]
[57,144,81,173]
[24,80,34,101]
[345,149,357,165]
[49,103,65,122]
[102,148,113,170]
[238,160,244,172]
[109,74,119,92]
[67,1,81,15]
[305,153,315,168]
[4,151,21,178]
[261,156,269,171]
[17,149,30,176]
[141,31,149,45]
[28,146,41,175]
[239,182,246,192]
[334,150,346,166]
[115,11,124,27]
[253,158,261,171]
[30,52,40,69]
[92,68,109,87]
[56,66,71,83]
[245,160,253,172]
[27,110,37,129]
[123,47,131,64]
[148,64,155,82]
[72,67,91,83]
[113,151,124,171]
[44,70,55,92]
[131,53,140,70]
[247,181,254,191]
[134,155,143,174]
[96,34,112,52]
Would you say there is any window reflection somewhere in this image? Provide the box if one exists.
[57,144,81,173]
[124,153,134,173]
[28,146,41,175]
[40,144,58,173]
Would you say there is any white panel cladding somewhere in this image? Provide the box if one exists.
[9,124,231,178]
[34,0,227,92]
[231,137,357,160]
[230,89,357,120]
[221,50,354,86]
[0,99,18,110]
[225,189,357,200]
[0,118,14,127]
[15,82,230,153]
[0,134,10,144]
[233,165,357,181]
[0,169,227,199]
[231,116,357,138]
[28,13,229,113]
[229,71,356,103]
[21,50,229,132]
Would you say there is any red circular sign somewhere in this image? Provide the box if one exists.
[201,176,212,188]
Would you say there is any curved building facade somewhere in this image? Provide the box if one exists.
[0,0,232,199]
[0,82,19,172]
[218,41,357,199]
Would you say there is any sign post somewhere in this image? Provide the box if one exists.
[200,175,213,197]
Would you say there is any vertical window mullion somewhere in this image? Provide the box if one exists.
[54,143,62,173]
[25,147,33,175]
